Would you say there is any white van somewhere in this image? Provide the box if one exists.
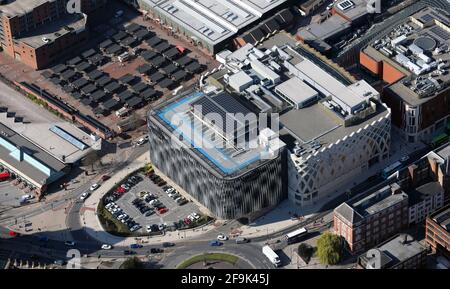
[118,52,130,63]
[115,107,129,118]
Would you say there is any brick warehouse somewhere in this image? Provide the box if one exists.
[0,0,106,70]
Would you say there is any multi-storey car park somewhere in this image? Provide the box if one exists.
[147,32,391,219]
[0,0,106,69]
[147,89,287,220]
[122,0,289,55]
[360,6,450,144]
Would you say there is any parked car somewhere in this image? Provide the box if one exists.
[162,242,175,248]
[21,194,34,201]
[191,212,200,220]
[158,224,166,231]
[165,187,175,194]
[209,240,222,247]
[130,225,141,232]
[146,225,153,233]
[158,208,168,214]
[144,210,154,217]
[90,183,100,191]
[136,137,148,146]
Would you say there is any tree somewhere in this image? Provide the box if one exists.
[120,257,144,269]
[297,243,314,264]
[316,232,343,265]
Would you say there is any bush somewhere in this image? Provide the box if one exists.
[297,243,314,264]
[120,257,144,269]
[316,232,343,265]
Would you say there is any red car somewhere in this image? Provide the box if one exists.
[116,187,126,194]
[158,208,168,214]
[101,175,111,181]
[183,218,191,225]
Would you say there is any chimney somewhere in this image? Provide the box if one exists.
[390,183,402,195]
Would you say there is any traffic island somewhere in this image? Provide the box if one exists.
[176,253,248,269]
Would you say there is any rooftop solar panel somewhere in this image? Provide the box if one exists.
[430,26,450,41]
[50,125,88,151]
[420,14,434,22]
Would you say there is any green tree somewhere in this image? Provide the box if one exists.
[297,243,314,264]
[120,257,144,269]
[316,232,343,265]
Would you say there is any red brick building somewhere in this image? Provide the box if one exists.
[359,7,450,144]
[334,184,409,253]
[426,204,450,259]
[0,0,105,69]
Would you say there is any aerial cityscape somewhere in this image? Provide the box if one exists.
[0,0,448,277]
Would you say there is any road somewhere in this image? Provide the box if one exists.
[0,142,431,269]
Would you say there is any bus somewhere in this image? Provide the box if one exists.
[381,161,402,179]
[284,227,308,244]
[431,133,449,148]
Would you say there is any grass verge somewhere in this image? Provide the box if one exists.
[177,253,239,269]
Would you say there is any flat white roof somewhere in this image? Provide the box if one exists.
[149,0,286,46]
[287,47,369,113]
[275,77,319,107]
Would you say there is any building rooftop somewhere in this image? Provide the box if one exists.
[363,7,450,105]
[360,234,426,269]
[0,122,66,187]
[334,202,364,224]
[430,205,450,232]
[408,181,444,206]
[15,13,87,49]
[150,90,285,177]
[146,0,287,46]
[353,185,408,217]
[334,0,370,22]
[0,0,49,18]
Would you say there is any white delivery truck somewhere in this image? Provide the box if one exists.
[262,245,281,267]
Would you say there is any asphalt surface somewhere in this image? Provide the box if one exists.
[0,143,431,268]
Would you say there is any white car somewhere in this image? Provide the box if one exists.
[101,244,112,250]
[22,194,35,201]
[90,183,100,191]
[105,203,114,209]
[166,187,175,194]
[117,214,127,221]
[168,192,177,198]
[146,225,152,233]
[130,225,141,232]
[158,224,165,231]
[79,192,90,201]
[217,234,228,241]
[136,137,148,146]
[191,212,200,220]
